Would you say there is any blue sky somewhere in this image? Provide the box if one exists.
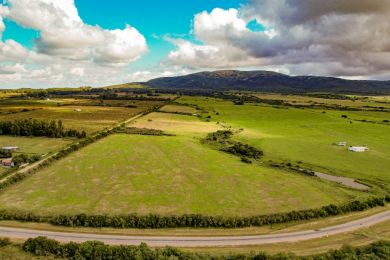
[0,0,389,88]
[2,0,245,73]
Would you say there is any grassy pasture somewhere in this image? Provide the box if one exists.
[0,99,162,134]
[0,136,72,155]
[159,104,198,114]
[251,93,390,109]
[130,112,221,136]
[0,134,366,216]
[178,96,390,191]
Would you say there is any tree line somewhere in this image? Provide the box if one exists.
[11,236,389,260]
[203,130,263,163]
[0,119,86,138]
[0,197,388,229]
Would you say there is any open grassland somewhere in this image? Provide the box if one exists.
[0,136,72,156]
[0,99,162,134]
[130,112,221,136]
[0,134,367,216]
[251,92,390,109]
[159,104,199,114]
[178,96,390,191]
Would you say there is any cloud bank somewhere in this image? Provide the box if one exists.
[169,0,390,78]
[0,0,148,88]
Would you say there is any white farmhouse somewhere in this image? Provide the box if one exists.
[348,146,369,152]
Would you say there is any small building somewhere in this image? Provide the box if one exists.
[337,142,347,146]
[1,146,19,152]
[348,146,369,152]
[1,158,14,167]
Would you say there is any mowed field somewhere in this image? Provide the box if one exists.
[0,98,162,134]
[177,97,390,191]
[0,134,366,216]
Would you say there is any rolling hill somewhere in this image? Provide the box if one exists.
[145,70,390,94]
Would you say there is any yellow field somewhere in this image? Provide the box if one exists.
[129,112,221,135]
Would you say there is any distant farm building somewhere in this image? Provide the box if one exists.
[337,142,347,146]
[1,146,19,152]
[1,158,14,167]
[348,146,369,152]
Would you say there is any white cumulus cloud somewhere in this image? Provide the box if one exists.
[0,0,149,88]
[5,0,148,64]
[168,1,390,79]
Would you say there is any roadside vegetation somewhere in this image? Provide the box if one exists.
[0,236,388,260]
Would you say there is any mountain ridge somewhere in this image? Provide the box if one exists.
[143,70,390,94]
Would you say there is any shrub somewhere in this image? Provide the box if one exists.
[0,238,11,247]
[21,237,390,260]
[0,197,387,229]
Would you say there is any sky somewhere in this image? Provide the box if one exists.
[0,0,390,88]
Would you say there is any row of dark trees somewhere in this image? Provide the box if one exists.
[12,154,41,166]
[0,197,388,229]
[204,130,263,161]
[115,127,174,136]
[0,150,11,158]
[16,236,390,260]
[222,142,263,160]
[0,119,86,138]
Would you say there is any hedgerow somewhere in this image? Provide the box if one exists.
[0,196,388,229]
[21,237,390,259]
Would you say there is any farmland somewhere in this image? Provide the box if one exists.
[177,96,390,191]
[0,98,163,134]
[0,90,388,259]
[0,133,366,216]
[0,136,72,155]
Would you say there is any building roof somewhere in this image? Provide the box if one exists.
[1,146,19,150]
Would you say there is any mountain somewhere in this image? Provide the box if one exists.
[145,70,390,94]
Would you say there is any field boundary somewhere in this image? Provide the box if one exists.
[0,197,388,229]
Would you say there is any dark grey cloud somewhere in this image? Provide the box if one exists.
[169,1,390,78]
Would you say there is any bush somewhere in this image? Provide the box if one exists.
[0,149,11,158]
[222,142,263,159]
[0,197,387,229]
[0,238,11,247]
[241,156,252,164]
[21,237,390,260]
[0,119,86,139]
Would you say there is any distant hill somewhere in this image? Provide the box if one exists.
[102,83,144,90]
[145,70,390,94]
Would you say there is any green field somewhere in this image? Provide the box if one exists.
[0,136,72,155]
[0,134,366,216]
[177,97,390,191]
[159,104,199,114]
